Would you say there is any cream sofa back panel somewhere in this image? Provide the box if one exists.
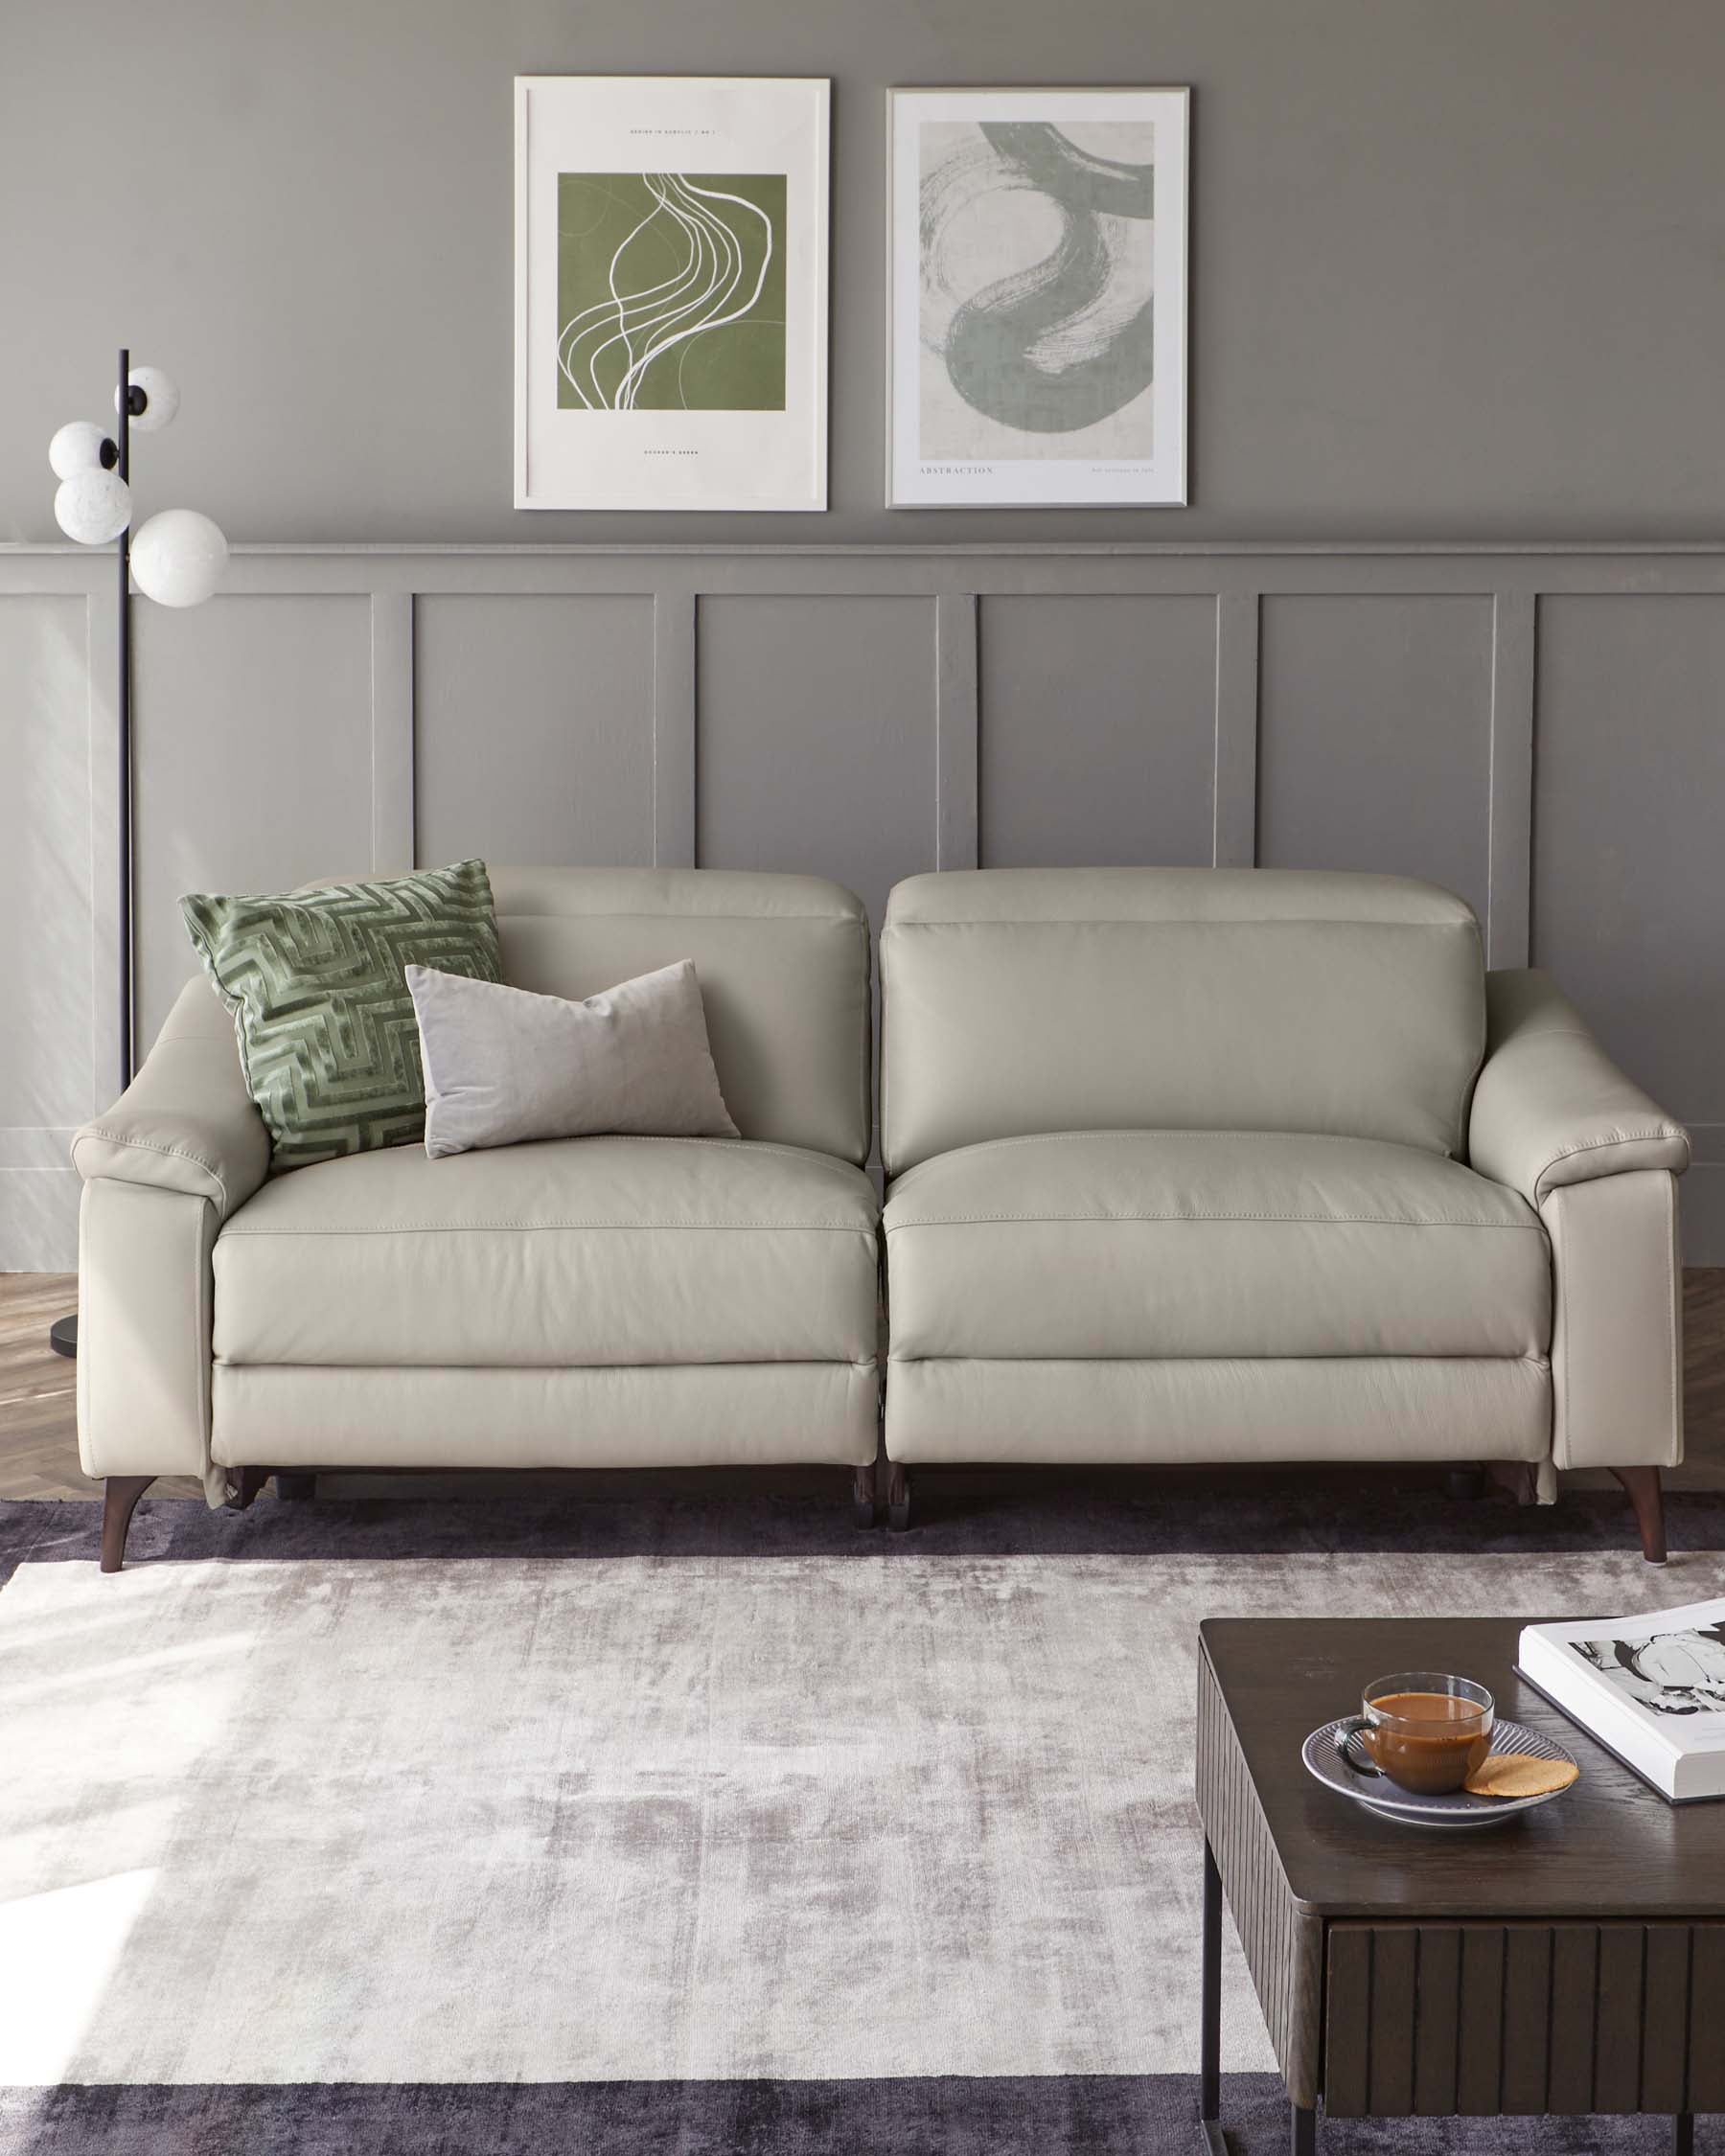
[490,867,872,1167]
[880,868,1486,1176]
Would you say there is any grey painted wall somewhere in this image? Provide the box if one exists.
[4,0,1725,544]
[2,541,1722,1271]
[3,7,1722,1279]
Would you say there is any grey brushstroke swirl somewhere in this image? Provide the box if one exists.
[921,122,1155,435]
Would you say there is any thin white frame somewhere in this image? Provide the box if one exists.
[515,76,830,512]
[886,86,1189,509]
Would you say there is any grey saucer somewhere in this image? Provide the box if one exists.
[1301,1714,1579,1829]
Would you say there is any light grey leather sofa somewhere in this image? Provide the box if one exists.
[73,868,881,1568]
[879,868,1690,1559]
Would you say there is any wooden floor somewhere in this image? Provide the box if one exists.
[6,1269,1725,1502]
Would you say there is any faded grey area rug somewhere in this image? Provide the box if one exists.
[2,1508,1723,2152]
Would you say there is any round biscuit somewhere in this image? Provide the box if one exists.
[1463,1752,1579,1799]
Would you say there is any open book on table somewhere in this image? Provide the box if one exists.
[1519,1599,1725,1803]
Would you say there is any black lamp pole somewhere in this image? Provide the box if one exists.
[49,349,139,1362]
[117,343,134,1094]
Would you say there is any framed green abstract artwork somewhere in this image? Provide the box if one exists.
[887,88,1189,508]
[516,78,829,511]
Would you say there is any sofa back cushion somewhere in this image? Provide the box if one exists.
[489,868,871,1165]
[881,868,1485,1176]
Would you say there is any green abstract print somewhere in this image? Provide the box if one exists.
[558,173,787,412]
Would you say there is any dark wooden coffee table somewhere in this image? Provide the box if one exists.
[1195,1617,1725,2153]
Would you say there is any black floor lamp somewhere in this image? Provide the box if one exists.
[46,351,228,1359]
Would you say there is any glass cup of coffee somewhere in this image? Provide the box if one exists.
[1337,1672,1494,1795]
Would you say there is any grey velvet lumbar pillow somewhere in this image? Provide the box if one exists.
[405,959,740,1158]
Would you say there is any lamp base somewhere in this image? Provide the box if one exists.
[49,1313,78,1359]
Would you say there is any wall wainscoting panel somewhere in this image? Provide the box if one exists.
[414,594,657,872]
[2,543,1721,1269]
[1256,593,1496,922]
[1530,595,1725,1181]
[133,593,376,1051]
[0,591,101,1268]
[696,594,938,929]
[978,595,1217,870]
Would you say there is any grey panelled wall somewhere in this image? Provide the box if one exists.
[415,597,656,871]
[5,1,1725,547]
[979,597,1216,869]
[698,597,937,930]
[0,592,102,1267]
[1256,596,1496,923]
[0,542,1721,1267]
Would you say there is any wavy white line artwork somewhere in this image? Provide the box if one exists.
[559,175,775,411]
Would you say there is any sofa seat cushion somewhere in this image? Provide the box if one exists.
[214,1135,879,1367]
[885,1130,1550,1361]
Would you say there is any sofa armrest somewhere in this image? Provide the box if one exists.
[78,1178,225,1500]
[71,979,268,1221]
[1468,970,1689,1207]
[1542,1170,1682,1473]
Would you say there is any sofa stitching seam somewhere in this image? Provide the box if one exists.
[498,909,861,926]
[214,1357,882,1373]
[1557,1189,1572,1465]
[1458,914,1486,1158]
[1531,1127,1690,1202]
[219,1221,879,1237]
[196,1208,216,1477]
[887,1128,1473,1177]
[884,1352,1554,1368]
[884,916,1477,931]
[580,1135,862,1167]
[75,1130,229,1209]
[884,1213,1542,1231]
[1666,1173,1679,1445]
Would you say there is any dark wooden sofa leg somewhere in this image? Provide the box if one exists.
[1445,1465,1486,1501]
[275,1473,317,1501]
[851,1460,878,1529]
[1485,1460,1538,1506]
[886,1462,911,1533]
[223,1465,269,1512]
[1611,1465,1668,1566]
[100,1476,154,1573]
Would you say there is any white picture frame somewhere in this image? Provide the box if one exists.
[515,76,830,512]
[886,86,1189,508]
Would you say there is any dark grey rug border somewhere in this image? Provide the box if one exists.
[0,2076,1695,2155]
[7,1475,1725,1591]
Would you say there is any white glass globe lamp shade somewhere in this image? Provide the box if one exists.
[116,365,179,432]
[49,420,114,480]
[130,509,228,608]
[54,469,132,545]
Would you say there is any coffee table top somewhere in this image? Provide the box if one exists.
[1200,1616,1725,1920]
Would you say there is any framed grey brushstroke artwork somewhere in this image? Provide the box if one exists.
[515,77,829,510]
[887,88,1189,507]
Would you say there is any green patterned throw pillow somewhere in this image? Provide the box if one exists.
[181,859,502,1168]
